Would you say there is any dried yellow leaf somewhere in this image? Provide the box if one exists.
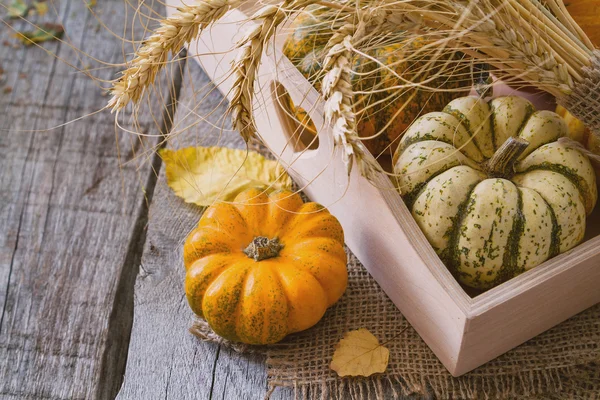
[330,328,389,377]
[15,23,64,46]
[34,1,48,16]
[160,146,292,206]
[8,0,28,18]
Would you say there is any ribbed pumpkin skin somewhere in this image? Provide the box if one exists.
[282,9,470,156]
[183,188,347,344]
[393,95,598,290]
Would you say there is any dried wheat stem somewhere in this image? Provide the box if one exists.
[544,0,594,50]
[503,0,588,67]
[314,0,351,12]
[228,0,315,142]
[384,1,578,95]
[321,10,385,178]
[108,0,241,112]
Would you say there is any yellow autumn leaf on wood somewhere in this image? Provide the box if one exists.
[330,328,390,377]
[160,146,292,206]
[34,1,48,16]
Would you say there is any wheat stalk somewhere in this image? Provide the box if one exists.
[108,0,600,178]
[378,0,596,96]
[227,0,316,142]
[320,10,386,177]
[338,0,600,143]
[321,9,430,178]
[315,0,600,172]
[108,0,241,112]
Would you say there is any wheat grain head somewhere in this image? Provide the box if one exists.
[108,0,241,112]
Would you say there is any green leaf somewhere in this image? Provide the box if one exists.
[15,23,64,46]
[160,146,293,206]
[7,0,29,18]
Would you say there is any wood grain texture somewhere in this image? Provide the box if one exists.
[2,0,596,397]
[116,58,294,400]
[0,1,175,398]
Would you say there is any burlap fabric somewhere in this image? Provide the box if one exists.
[559,50,600,136]
[191,249,600,399]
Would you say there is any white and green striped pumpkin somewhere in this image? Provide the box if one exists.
[393,95,598,290]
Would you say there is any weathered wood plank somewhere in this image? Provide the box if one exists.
[0,1,177,398]
[116,57,294,400]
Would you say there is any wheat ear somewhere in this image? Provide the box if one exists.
[382,0,600,136]
[383,0,594,97]
[458,1,574,96]
[321,10,387,178]
[108,0,240,112]
[228,0,315,142]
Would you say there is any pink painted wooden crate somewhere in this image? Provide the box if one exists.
[166,3,600,376]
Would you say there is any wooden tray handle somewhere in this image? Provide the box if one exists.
[252,48,335,172]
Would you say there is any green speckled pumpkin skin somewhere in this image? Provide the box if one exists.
[281,9,328,92]
[183,188,347,344]
[282,12,470,155]
[393,95,598,290]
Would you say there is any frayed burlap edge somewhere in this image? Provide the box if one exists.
[265,369,581,400]
[558,50,600,136]
[191,252,600,400]
[265,366,600,400]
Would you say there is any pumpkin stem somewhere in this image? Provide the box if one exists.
[244,236,283,261]
[485,137,530,178]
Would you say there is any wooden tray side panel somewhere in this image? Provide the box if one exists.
[456,237,600,375]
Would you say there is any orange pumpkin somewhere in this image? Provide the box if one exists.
[183,188,347,344]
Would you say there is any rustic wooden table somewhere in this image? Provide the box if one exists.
[0,1,295,398]
[3,2,599,400]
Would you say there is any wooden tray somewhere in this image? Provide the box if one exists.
[166,3,600,376]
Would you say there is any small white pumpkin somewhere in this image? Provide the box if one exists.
[393,95,598,290]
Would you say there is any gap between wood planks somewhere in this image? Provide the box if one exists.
[95,55,187,400]
[114,54,278,400]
